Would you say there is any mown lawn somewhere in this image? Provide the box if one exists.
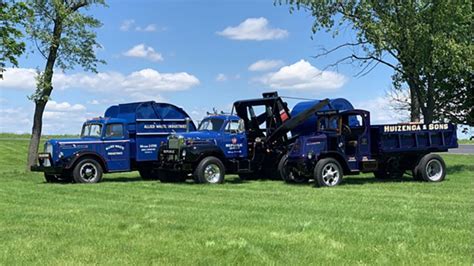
[0,136,473,265]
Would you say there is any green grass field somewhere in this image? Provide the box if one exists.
[0,136,473,265]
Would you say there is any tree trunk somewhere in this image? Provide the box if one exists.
[422,75,435,123]
[26,18,62,169]
[26,101,47,169]
[407,81,421,122]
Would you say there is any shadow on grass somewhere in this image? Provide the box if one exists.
[102,176,143,183]
[340,176,420,186]
[447,164,474,174]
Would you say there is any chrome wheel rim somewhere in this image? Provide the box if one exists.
[425,159,443,181]
[321,163,340,186]
[80,163,97,181]
[204,164,221,183]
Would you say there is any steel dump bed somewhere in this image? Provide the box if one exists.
[371,123,458,154]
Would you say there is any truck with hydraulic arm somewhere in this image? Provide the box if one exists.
[158,92,331,183]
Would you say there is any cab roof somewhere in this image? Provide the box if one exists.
[203,114,241,121]
[85,117,126,124]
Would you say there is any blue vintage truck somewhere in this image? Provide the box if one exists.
[158,92,338,183]
[31,101,196,183]
[281,109,458,187]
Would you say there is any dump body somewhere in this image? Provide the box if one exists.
[32,101,195,180]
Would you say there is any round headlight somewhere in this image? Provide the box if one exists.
[181,149,187,157]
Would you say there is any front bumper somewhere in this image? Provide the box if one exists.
[30,153,64,174]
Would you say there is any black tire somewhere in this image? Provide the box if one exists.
[138,168,160,180]
[415,154,446,182]
[313,158,343,187]
[44,173,71,183]
[72,158,103,183]
[278,154,308,184]
[194,156,225,184]
[158,170,186,183]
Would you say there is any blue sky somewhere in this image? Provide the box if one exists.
[1,0,405,135]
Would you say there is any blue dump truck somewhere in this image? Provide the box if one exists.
[31,101,196,183]
[281,109,458,187]
[158,92,339,183]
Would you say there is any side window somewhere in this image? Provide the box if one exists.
[348,115,363,128]
[105,123,124,138]
[226,120,241,133]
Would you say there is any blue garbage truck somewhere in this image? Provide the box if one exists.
[158,92,341,183]
[31,101,196,183]
[281,109,458,187]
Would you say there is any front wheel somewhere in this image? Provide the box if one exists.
[194,156,225,184]
[313,158,343,187]
[415,154,446,182]
[72,158,103,183]
[278,154,309,184]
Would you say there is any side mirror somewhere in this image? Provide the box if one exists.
[185,118,191,132]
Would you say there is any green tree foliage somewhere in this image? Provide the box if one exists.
[25,0,106,168]
[0,0,32,76]
[279,0,473,125]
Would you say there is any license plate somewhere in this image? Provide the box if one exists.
[38,153,50,158]
[162,149,177,154]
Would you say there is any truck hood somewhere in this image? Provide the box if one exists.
[172,131,221,141]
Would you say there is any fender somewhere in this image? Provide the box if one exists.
[318,151,352,174]
[65,151,109,172]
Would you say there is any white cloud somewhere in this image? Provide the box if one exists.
[120,20,163,32]
[88,99,100,105]
[136,24,156,32]
[248,59,284,72]
[123,44,163,62]
[120,19,135,31]
[0,67,37,90]
[217,17,288,41]
[0,107,31,133]
[215,73,227,82]
[46,101,86,112]
[258,60,347,91]
[1,68,200,101]
[356,97,409,124]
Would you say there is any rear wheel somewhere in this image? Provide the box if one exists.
[313,158,343,187]
[416,154,446,182]
[194,156,225,184]
[72,158,103,183]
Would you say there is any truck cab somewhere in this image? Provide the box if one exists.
[33,117,131,183]
[283,109,458,187]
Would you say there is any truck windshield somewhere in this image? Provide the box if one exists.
[199,118,224,131]
[81,123,102,138]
